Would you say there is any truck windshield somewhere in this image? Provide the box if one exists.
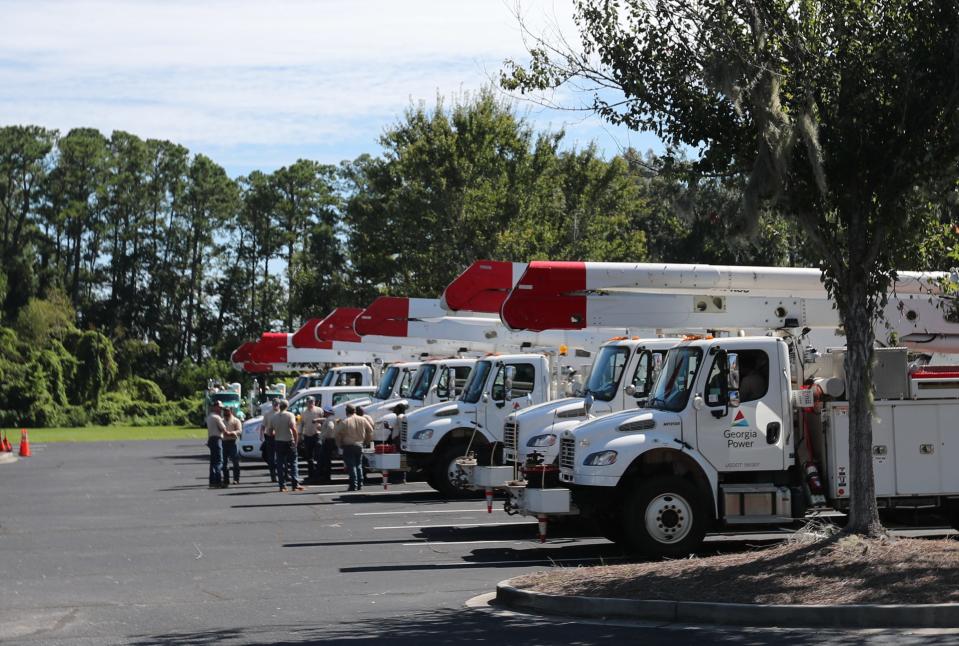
[321,371,336,387]
[212,392,240,404]
[373,366,399,400]
[584,345,630,401]
[461,361,492,403]
[410,364,437,400]
[648,347,703,412]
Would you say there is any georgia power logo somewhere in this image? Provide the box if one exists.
[723,410,758,448]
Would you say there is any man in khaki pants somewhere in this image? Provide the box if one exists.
[298,396,321,483]
[271,400,304,492]
[334,404,373,491]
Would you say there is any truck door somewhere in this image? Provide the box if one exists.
[433,366,453,404]
[485,361,538,442]
[695,347,787,471]
[624,350,663,410]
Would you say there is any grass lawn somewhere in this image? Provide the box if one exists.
[0,425,205,443]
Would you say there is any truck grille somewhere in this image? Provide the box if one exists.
[503,420,518,451]
[399,417,408,448]
[559,436,576,470]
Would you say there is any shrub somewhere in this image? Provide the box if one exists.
[118,377,166,404]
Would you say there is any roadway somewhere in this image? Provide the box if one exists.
[0,441,955,644]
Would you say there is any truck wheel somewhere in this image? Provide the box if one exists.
[430,444,472,498]
[622,476,709,558]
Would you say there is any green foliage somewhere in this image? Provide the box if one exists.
[73,330,118,406]
[14,288,76,346]
[118,377,166,404]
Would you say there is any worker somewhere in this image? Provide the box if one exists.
[387,403,408,485]
[317,406,337,484]
[299,396,321,483]
[205,401,226,489]
[271,399,304,492]
[260,399,279,483]
[334,403,373,492]
[355,405,375,486]
[221,407,242,486]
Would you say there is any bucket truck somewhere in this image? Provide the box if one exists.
[398,348,598,496]
[496,261,959,554]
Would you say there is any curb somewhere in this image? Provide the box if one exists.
[495,579,959,628]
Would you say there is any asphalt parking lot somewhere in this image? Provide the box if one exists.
[1,441,957,645]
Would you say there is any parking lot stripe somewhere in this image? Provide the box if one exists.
[374,521,536,530]
[354,509,488,516]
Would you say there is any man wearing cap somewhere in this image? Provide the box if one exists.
[270,399,304,492]
[298,396,321,483]
[260,399,279,483]
[334,403,373,491]
[221,407,242,487]
[205,401,226,488]
[316,405,337,484]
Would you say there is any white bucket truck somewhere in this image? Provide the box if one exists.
[400,349,596,496]
[360,357,477,442]
[501,337,679,482]
[497,260,959,552]
[540,334,959,556]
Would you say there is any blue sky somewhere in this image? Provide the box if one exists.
[0,0,663,178]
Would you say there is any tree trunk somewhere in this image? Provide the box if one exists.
[840,285,884,536]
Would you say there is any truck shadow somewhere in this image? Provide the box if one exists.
[125,604,953,645]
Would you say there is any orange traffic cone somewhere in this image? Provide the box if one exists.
[18,429,31,457]
[1,431,10,452]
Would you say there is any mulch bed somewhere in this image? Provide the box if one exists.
[512,534,959,605]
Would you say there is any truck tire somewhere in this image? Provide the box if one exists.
[622,475,709,558]
[430,443,472,498]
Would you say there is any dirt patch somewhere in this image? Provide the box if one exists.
[511,534,959,605]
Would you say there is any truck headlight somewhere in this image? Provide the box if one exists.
[412,429,433,440]
[583,450,617,466]
[526,433,557,447]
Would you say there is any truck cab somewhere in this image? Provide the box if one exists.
[401,353,562,496]
[331,361,422,418]
[205,382,245,423]
[503,338,677,469]
[320,365,373,387]
[362,358,474,442]
[548,335,791,555]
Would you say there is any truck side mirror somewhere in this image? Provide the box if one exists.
[727,352,741,407]
[584,391,595,415]
[624,384,637,396]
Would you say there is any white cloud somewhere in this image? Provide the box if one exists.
[0,0,657,173]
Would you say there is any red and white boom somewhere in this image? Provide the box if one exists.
[440,260,527,313]
[501,261,959,352]
[311,307,494,355]
[356,296,636,351]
